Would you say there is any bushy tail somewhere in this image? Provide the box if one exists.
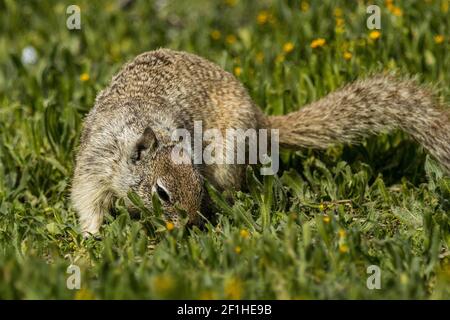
[268,74,450,173]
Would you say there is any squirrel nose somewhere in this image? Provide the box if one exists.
[186,206,201,225]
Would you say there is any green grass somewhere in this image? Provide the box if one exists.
[0,0,449,299]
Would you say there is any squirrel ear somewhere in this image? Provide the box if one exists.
[131,126,158,163]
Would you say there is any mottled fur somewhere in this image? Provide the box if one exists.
[270,74,450,170]
[72,49,450,235]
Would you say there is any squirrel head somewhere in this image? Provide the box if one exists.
[129,126,203,225]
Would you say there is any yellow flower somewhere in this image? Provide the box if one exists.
[210,29,221,40]
[166,221,174,231]
[80,73,90,82]
[233,67,242,76]
[224,277,243,299]
[310,38,326,48]
[442,0,449,13]
[275,54,285,63]
[335,18,345,27]
[257,10,269,25]
[339,244,349,253]
[255,51,264,63]
[300,1,309,12]
[283,42,295,53]
[199,290,217,300]
[226,34,237,45]
[385,0,396,12]
[338,229,346,238]
[335,27,345,35]
[319,203,325,211]
[224,0,237,7]
[343,51,353,61]
[74,288,96,300]
[369,30,381,40]
[334,7,343,17]
[153,274,174,294]
[390,6,403,16]
[434,35,445,44]
[323,215,330,223]
[234,246,242,254]
[400,273,409,285]
[240,229,250,239]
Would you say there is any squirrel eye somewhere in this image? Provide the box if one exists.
[155,182,171,203]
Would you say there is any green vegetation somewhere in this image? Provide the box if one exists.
[0,0,449,299]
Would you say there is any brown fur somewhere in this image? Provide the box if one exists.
[72,49,450,235]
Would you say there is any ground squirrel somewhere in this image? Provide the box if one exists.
[72,48,450,235]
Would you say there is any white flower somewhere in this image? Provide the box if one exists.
[21,46,38,65]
